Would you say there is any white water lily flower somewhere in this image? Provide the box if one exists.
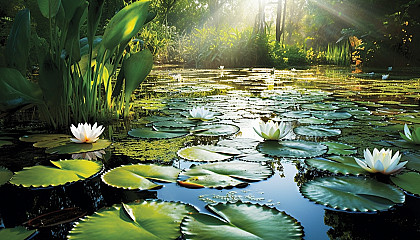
[70,122,104,143]
[355,148,407,175]
[253,120,292,141]
[189,106,215,120]
[400,124,420,144]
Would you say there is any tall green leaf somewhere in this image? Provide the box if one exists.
[37,0,61,18]
[87,0,105,47]
[6,9,31,75]
[39,55,63,106]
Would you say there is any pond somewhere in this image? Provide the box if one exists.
[1,66,420,239]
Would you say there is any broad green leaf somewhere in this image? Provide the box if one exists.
[10,160,102,187]
[0,140,13,147]
[391,172,420,196]
[257,141,327,158]
[386,140,420,150]
[322,142,357,155]
[192,124,240,137]
[102,164,181,190]
[45,139,112,154]
[0,226,36,240]
[39,55,64,105]
[177,145,241,162]
[6,9,30,75]
[294,126,341,137]
[301,176,405,212]
[102,0,150,50]
[19,134,71,143]
[87,0,105,50]
[298,117,333,125]
[68,200,197,240]
[312,111,352,120]
[128,127,189,139]
[404,152,420,171]
[301,103,340,111]
[0,166,13,186]
[181,202,303,240]
[217,138,261,150]
[179,161,272,188]
[305,156,368,175]
[37,0,61,18]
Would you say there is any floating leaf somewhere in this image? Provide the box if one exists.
[298,117,333,125]
[217,138,260,150]
[301,176,405,212]
[19,134,71,143]
[128,127,189,139]
[0,166,13,186]
[68,201,197,239]
[257,141,327,158]
[177,145,240,162]
[102,164,180,190]
[322,142,357,155]
[391,172,420,196]
[0,226,36,240]
[280,111,311,119]
[45,139,112,154]
[404,152,420,171]
[181,202,303,240]
[301,103,340,111]
[178,161,272,188]
[0,140,12,147]
[192,124,240,137]
[10,160,102,187]
[386,140,420,150]
[294,126,341,137]
[305,156,368,175]
[312,111,352,120]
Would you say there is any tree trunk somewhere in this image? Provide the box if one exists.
[276,0,282,41]
[281,0,287,44]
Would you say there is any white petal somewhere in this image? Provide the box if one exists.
[70,138,83,143]
[373,160,385,173]
[404,124,412,140]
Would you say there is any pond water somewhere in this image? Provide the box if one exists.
[1,66,420,239]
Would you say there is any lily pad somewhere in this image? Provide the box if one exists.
[301,176,405,212]
[386,140,420,150]
[68,201,197,240]
[19,134,71,142]
[312,111,352,120]
[177,145,241,162]
[0,166,12,186]
[301,103,340,111]
[257,141,327,158]
[192,124,240,137]
[128,127,189,139]
[322,142,357,155]
[178,161,272,188]
[404,152,420,171]
[0,226,36,240]
[217,138,260,150]
[45,139,112,154]
[0,139,12,147]
[10,160,103,187]
[391,172,420,196]
[280,111,311,119]
[305,156,368,175]
[298,117,333,125]
[294,126,341,137]
[181,202,303,240]
[101,164,181,190]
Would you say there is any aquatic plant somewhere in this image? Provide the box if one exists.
[70,123,105,143]
[253,120,291,141]
[189,106,215,120]
[400,124,420,144]
[354,148,407,175]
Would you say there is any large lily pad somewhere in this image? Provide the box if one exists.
[391,172,420,196]
[404,152,420,171]
[10,160,103,187]
[102,164,181,190]
[177,145,241,162]
[192,124,240,137]
[301,176,405,212]
[0,226,36,240]
[19,134,71,143]
[298,117,333,125]
[178,161,272,188]
[322,142,357,155]
[45,139,112,154]
[181,202,303,240]
[294,126,341,137]
[128,127,189,139]
[301,103,340,111]
[68,201,197,240]
[257,141,327,158]
[217,138,261,150]
[0,139,13,147]
[312,111,352,120]
[305,156,368,175]
[0,166,12,186]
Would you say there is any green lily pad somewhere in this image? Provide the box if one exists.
[68,201,197,240]
[257,141,327,158]
[301,103,340,111]
[19,134,71,142]
[391,172,420,196]
[312,111,352,120]
[128,127,189,139]
[386,140,420,150]
[0,139,12,147]
[354,115,384,121]
[177,145,241,162]
[280,111,311,119]
[0,226,36,240]
[301,176,405,212]
[322,142,357,155]
[10,160,103,187]
[102,164,181,190]
[181,202,303,240]
[178,161,272,188]
[306,156,368,175]
[294,126,341,137]
[45,139,112,154]
[0,166,13,186]
[298,117,333,125]
[217,138,260,150]
[404,152,420,171]
[192,124,240,137]
[152,119,196,128]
